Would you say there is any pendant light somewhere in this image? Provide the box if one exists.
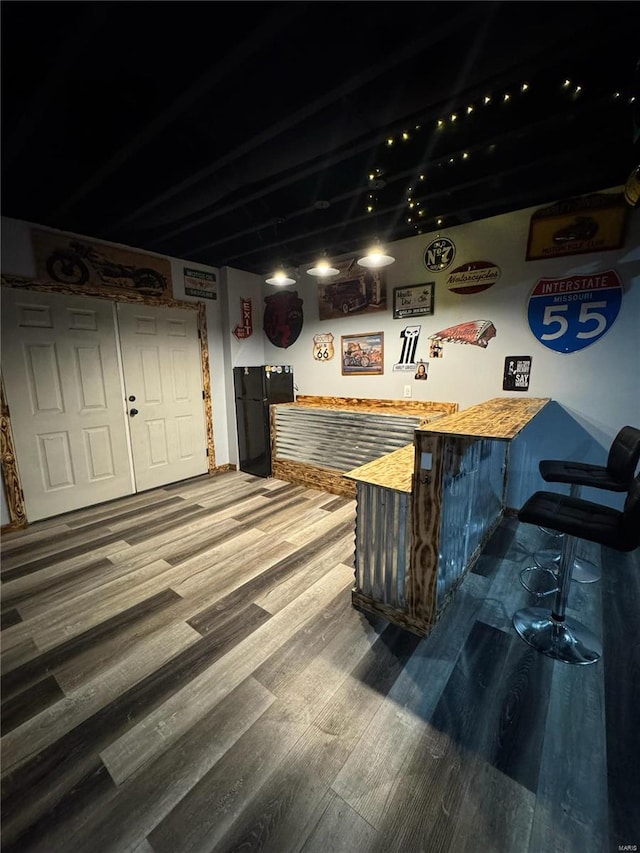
[357,240,395,268]
[306,254,339,277]
[265,268,297,286]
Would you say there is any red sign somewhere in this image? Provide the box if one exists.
[233,297,253,339]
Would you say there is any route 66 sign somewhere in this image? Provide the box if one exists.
[313,332,334,361]
[424,237,456,272]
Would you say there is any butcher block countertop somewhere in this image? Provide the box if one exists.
[283,395,458,420]
[418,396,551,441]
[344,444,415,493]
[344,397,550,493]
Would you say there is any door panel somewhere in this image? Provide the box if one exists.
[1,289,134,520]
[116,303,208,491]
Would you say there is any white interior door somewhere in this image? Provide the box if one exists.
[116,302,208,492]
[1,288,134,521]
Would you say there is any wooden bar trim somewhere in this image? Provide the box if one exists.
[271,459,355,498]
[197,302,216,472]
[0,376,27,529]
[409,433,445,629]
[289,395,458,417]
[351,589,431,637]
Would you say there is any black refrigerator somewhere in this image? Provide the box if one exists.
[233,365,295,477]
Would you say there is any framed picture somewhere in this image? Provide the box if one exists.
[393,283,435,319]
[341,332,384,375]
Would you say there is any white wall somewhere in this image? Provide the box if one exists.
[260,189,640,509]
[2,188,639,525]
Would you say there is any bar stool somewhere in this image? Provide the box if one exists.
[520,425,640,598]
[513,473,640,665]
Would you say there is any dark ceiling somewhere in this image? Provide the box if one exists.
[2,1,639,278]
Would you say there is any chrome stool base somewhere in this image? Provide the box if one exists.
[513,606,602,665]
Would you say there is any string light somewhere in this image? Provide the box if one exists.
[369,71,634,241]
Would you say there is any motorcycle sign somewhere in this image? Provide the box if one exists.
[527,270,622,354]
[45,241,167,294]
[32,230,172,298]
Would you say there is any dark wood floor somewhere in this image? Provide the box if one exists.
[1,470,638,853]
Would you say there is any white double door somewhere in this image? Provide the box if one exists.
[1,289,208,521]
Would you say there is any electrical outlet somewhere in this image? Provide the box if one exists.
[404,385,412,398]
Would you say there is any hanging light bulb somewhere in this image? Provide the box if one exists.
[265,268,296,286]
[357,241,395,268]
[306,256,339,277]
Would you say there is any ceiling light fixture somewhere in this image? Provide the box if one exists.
[357,241,395,269]
[306,256,339,277]
[265,269,296,286]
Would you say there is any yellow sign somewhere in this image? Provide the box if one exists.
[526,193,628,261]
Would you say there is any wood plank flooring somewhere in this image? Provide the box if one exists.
[1,470,638,853]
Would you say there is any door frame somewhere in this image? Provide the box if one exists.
[0,274,216,529]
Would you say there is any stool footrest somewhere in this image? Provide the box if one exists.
[519,566,558,598]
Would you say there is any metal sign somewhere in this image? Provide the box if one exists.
[527,270,622,354]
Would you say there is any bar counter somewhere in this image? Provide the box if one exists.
[346,396,550,636]
[270,396,457,498]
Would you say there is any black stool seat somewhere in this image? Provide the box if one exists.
[513,474,640,665]
[540,425,640,492]
[539,460,632,492]
[518,489,639,553]
[524,425,640,594]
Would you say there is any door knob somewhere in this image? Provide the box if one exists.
[129,408,139,417]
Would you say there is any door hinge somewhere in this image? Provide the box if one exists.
[206,448,209,456]
[202,390,205,399]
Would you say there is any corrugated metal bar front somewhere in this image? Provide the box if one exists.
[274,407,422,472]
[436,438,507,610]
[355,482,411,609]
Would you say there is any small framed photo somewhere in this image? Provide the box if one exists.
[393,283,435,319]
[341,332,384,375]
